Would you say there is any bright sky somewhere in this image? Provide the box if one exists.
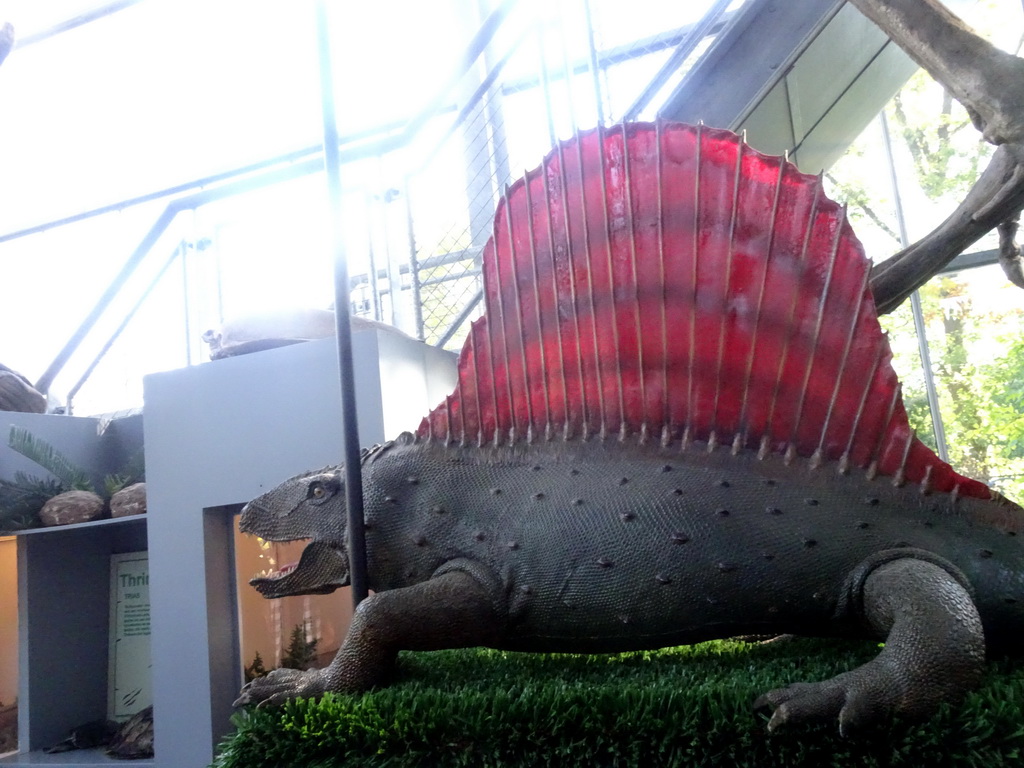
[1,0,1014,416]
[0,0,738,413]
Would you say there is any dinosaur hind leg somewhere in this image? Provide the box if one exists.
[754,555,985,735]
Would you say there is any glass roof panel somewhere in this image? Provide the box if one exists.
[0,0,753,409]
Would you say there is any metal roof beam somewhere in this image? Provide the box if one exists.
[658,0,845,130]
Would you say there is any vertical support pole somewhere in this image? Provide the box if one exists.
[536,10,557,147]
[365,189,383,322]
[582,0,605,125]
[315,0,369,606]
[181,238,194,367]
[382,185,407,331]
[403,177,426,341]
[556,0,578,132]
[880,111,950,462]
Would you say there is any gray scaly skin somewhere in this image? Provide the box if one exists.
[233,432,1023,734]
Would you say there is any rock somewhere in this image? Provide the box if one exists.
[203,308,408,359]
[39,490,104,526]
[107,706,153,760]
[203,308,336,359]
[44,719,118,754]
[0,363,46,413]
[110,483,146,518]
[41,704,154,759]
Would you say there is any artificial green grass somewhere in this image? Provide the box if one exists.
[213,638,1024,767]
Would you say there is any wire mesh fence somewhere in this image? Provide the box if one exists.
[348,0,748,350]
[1,0,747,412]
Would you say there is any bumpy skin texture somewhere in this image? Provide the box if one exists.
[234,434,1021,732]
[755,559,984,736]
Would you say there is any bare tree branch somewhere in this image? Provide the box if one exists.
[850,0,1024,311]
[825,172,902,244]
[849,0,1024,151]
[870,145,1024,313]
[999,218,1024,289]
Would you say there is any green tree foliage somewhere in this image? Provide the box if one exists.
[890,75,989,201]
[911,277,1024,489]
[280,623,320,671]
[988,338,1024,461]
[827,52,1024,501]
[244,651,269,683]
[243,624,321,688]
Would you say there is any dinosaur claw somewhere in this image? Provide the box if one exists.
[753,688,799,732]
[836,690,876,737]
[751,693,771,714]
[754,681,848,733]
[233,667,327,707]
[765,705,789,733]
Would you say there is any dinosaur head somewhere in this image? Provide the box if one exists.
[239,467,350,598]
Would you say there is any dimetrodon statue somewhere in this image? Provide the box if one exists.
[234,122,1023,734]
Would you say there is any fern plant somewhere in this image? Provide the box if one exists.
[0,425,97,531]
[0,471,63,530]
[8,425,95,492]
[0,426,146,531]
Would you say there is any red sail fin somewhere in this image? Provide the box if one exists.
[418,122,991,500]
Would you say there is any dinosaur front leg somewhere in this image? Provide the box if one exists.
[234,569,501,707]
[754,556,985,735]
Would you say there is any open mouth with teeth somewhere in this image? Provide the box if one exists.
[253,560,298,581]
[249,539,350,599]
